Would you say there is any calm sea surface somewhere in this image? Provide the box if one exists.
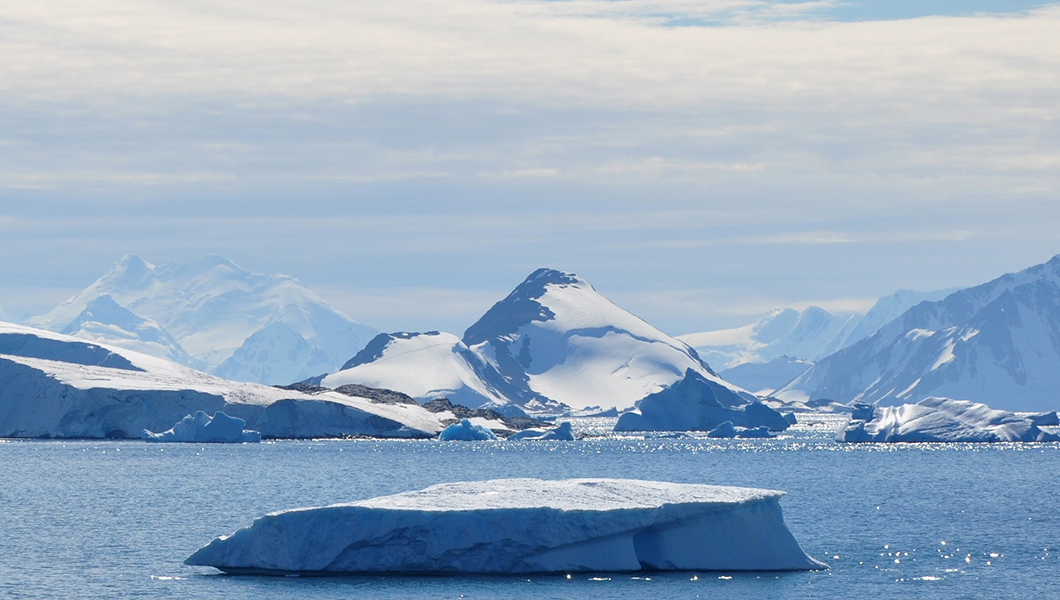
[1,416,1057,599]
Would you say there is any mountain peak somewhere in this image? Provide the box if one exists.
[463,269,586,346]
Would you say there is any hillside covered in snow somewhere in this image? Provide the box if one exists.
[775,255,1060,412]
[29,255,376,385]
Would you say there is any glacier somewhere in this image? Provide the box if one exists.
[142,411,261,443]
[184,478,825,574]
[0,322,457,439]
[838,397,1060,443]
[614,370,790,433]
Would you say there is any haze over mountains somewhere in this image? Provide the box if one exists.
[776,255,1060,412]
[13,252,1060,415]
[29,255,376,385]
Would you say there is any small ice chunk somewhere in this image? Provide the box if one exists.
[507,422,574,441]
[438,418,498,441]
[707,421,774,439]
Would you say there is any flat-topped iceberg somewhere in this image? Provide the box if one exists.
[507,422,574,440]
[142,411,261,443]
[185,478,824,574]
[839,397,1060,443]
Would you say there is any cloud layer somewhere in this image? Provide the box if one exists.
[1,1,1059,334]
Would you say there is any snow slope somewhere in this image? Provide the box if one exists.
[320,332,511,409]
[59,295,191,365]
[0,322,448,439]
[838,397,1060,442]
[777,255,1060,412]
[29,254,376,385]
[185,478,824,574]
[462,268,753,412]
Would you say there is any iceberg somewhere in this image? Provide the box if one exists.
[506,422,574,441]
[437,419,498,441]
[614,370,791,433]
[707,422,774,439]
[839,397,1060,443]
[185,478,825,574]
[142,411,261,443]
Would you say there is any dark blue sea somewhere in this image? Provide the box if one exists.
[1,415,1057,599]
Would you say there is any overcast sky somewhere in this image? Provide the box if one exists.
[2,0,1059,336]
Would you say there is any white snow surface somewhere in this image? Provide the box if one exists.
[0,321,448,439]
[184,478,825,574]
[142,411,260,443]
[321,332,509,408]
[838,397,1060,442]
[29,254,376,385]
[462,269,754,412]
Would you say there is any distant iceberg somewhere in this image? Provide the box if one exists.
[839,397,1060,443]
[437,419,498,441]
[707,422,774,439]
[506,422,574,441]
[142,411,261,443]
[185,478,825,574]
[614,370,791,433]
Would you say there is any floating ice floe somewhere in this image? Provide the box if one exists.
[838,397,1060,443]
[142,411,261,443]
[506,422,574,441]
[707,421,774,439]
[185,478,825,574]
[437,418,498,441]
[614,370,790,433]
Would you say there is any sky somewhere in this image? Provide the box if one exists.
[2,0,1059,336]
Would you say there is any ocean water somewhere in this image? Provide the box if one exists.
[1,416,1058,600]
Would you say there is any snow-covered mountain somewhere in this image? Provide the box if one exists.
[677,307,861,370]
[29,255,376,385]
[678,289,954,372]
[59,295,190,365]
[0,321,452,439]
[719,356,814,396]
[322,268,755,415]
[775,255,1060,412]
[463,268,752,412]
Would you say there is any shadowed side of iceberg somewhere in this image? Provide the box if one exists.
[184,478,825,574]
